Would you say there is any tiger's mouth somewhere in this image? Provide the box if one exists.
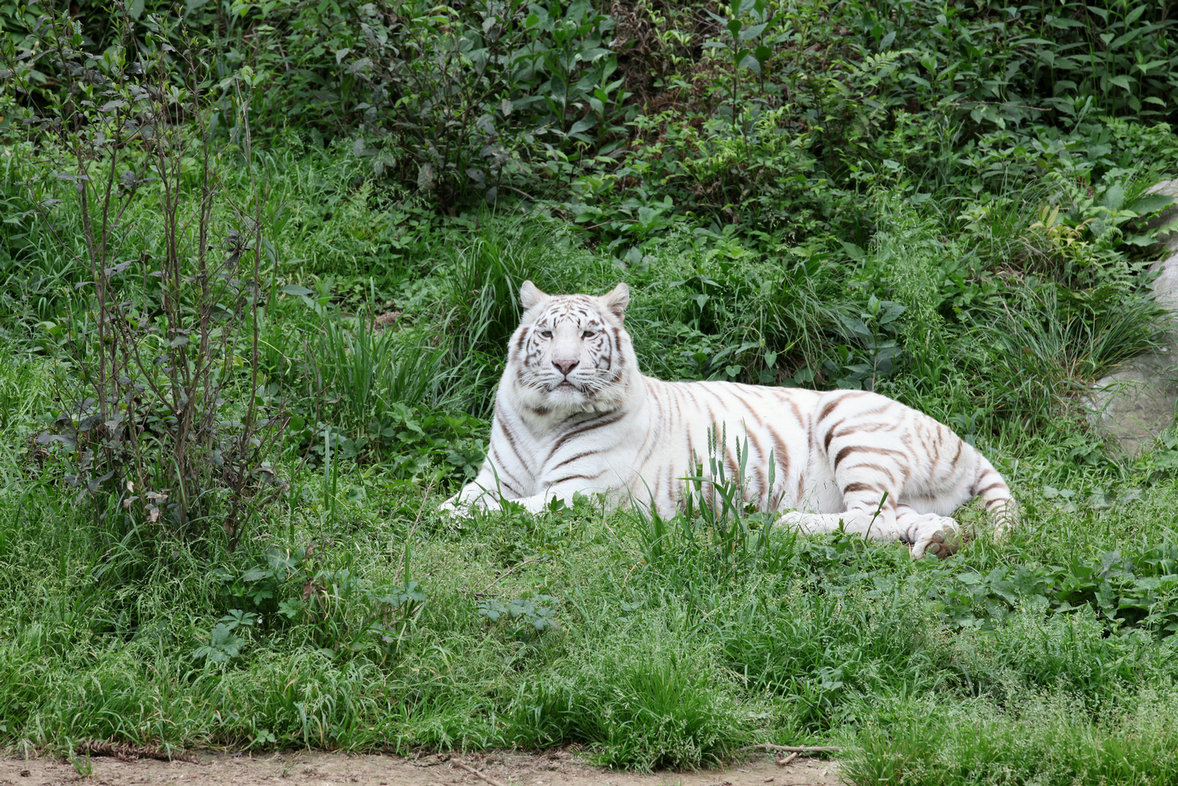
[549,379,586,395]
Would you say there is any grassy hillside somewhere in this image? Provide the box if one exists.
[3,1,1178,781]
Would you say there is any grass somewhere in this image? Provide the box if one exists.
[844,688,1178,785]
[4,471,1177,768]
[3,403,1178,767]
[3,15,1178,783]
[4,193,1178,776]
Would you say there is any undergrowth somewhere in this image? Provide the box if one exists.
[2,0,1178,782]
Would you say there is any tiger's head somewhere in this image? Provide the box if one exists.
[506,281,638,416]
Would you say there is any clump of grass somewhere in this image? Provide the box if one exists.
[980,281,1166,430]
[429,216,619,414]
[313,318,451,426]
[503,607,749,771]
[843,689,1178,786]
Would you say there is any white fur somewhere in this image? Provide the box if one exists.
[442,282,1016,558]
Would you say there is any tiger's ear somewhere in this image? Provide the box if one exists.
[519,280,548,310]
[600,282,630,322]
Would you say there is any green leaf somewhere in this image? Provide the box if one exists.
[740,22,769,41]
[1109,28,1145,51]
[1127,193,1174,215]
[1132,60,1165,78]
[278,598,303,619]
[568,117,596,136]
[1100,184,1125,211]
[738,52,761,74]
[1108,74,1132,91]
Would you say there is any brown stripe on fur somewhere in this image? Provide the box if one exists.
[550,449,602,472]
[548,410,627,457]
[764,424,792,484]
[486,444,527,495]
[816,391,864,422]
[496,419,531,474]
[724,443,740,487]
[823,418,846,452]
[834,444,907,468]
[854,462,901,484]
[549,471,606,485]
[727,387,757,413]
[786,396,806,426]
[698,383,739,418]
[848,421,904,434]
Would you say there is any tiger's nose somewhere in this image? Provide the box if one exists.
[552,358,579,376]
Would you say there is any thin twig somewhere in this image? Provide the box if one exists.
[475,556,541,596]
[743,743,841,754]
[74,740,190,763]
[776,752,800,767]
[394,479,433,581]
[451,756,507,786]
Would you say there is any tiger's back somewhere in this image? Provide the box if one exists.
[443,281,1016,558]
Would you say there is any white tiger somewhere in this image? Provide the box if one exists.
[442,281,1017,558]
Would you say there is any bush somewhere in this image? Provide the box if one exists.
[8,11,282,548]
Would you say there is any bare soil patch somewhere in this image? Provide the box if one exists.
[1,749,841,786]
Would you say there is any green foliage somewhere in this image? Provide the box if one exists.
[844,689,1178,786]
[939,544,1178,637]
[204,543,428,666]
[193,610,257,665]
[570,104,837,248]
[634,432,791,588]
[188,0,631,207]
[477,593,559,639]
[6,11,283,549]
[848,0,1178,131]
[4,0,1178,778]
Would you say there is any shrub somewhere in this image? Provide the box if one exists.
[9,11,282,549]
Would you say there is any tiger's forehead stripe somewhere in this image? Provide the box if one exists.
[537,296,602,323]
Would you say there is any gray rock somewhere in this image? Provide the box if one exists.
[1087,179,1178,457]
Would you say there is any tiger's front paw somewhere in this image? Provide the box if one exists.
[438,496,466,517]
[438,493,501,518]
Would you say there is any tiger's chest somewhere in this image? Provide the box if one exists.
[522,381,838,515]
[524,408,650,499]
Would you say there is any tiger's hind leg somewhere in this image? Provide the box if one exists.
[896,505,962,559]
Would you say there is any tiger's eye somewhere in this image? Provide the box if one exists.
[582,330,596,339]
[539,329,553,339]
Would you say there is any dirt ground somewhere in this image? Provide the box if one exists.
[0,748,842,786]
